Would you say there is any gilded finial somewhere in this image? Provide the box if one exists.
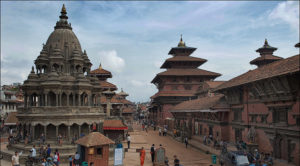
[61,4,67,14]
[99,63,102,69]
[264,38,268,45]
[31,66,35,73]
[178,34,186,47]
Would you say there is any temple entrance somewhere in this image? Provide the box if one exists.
[81,123,89,136]
[35,124,43,139]
[61,93,67,106]
[71,124,79,138]
[58,124,67,139]
[48,92,56,106]
[47,124,56,139]
[274,134,284,159]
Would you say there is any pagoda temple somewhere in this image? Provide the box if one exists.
[149,36,221,125]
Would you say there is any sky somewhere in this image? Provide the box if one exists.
[1,1,299,102]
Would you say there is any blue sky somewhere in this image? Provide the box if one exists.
[1,1,299,102]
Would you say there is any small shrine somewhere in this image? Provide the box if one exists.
[103,120,128,142]
[75,132,115,166]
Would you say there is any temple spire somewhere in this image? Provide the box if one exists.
[59,4,68,20]
[178,34,186,47]
[99,63,102,69]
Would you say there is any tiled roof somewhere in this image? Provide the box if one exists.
[123,107,134,113]
[170,94,228,112]
[151,69,221,83]
[168,47,196,55]
[250,54,283,65]
[205,81,226,89]
[103,120,128,130]
[90,67,112,76]
[75,132,115,147]
[100,95,122,104]
[215,54,300,91]
[5,112,18,125]
[161,56,207,68]
[151,91,196,99]
[99,81,117,90]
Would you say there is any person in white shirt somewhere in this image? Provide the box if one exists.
[127,134,131,149]
[12,151,23,166]
[31,145,37,158]
[74,152,80,166]
[53,152,58,165]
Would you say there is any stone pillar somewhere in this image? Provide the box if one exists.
[88,124,91,133]
[59,93,62,106]
[106,102,111,116]
[29,95,33,107]
[31,125,35,140]
[67,94,69,106]
[73,94,75,106]
[67,126,71,142]
[56,94,59,107]
[78,94,81,106]
[56,126,58,138]
[45,94,48,106]
[44,125,47,140]
[78,125,81,136]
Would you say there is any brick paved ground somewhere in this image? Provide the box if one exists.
[123,123,213,166]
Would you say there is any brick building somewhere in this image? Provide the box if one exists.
[149,36,220,125]
[214,41,300,165]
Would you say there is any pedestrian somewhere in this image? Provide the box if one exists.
[142,124,145,131]
[40,133,45,145]
[46,144,51,158]
[127,134,131,149]
[74,152,80,166]
[68,155,73,166]
[31,145,36,158]
[165,156,169,166]
[173,155,180,166]
[164,128,167,136]
[184,137,188,148]
[140,147,146,166]
[159,128,162,136]
[150,144,155,163]
[55,149,60,165]
[53,152,59,166]
[12,151,23,166]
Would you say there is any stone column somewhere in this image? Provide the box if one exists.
[78,125,81,136]
[72,94,75,106]
[59,93,62,106]
[29,95,33,107]
[67,126,71,142]
[56,126,59,138]
[88,124,91,133]
[56,94,59,107]
[31,125,35,140]
[44,125,47,140]
[45,94,48,106]
[67,94,69,106]
[78,94,81,106]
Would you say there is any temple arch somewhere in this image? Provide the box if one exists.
[61,92,67,106]
[48,91,56,106]
[46,124,56,139]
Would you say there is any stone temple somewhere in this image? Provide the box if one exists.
[3,5,122,162]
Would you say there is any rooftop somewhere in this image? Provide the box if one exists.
[103,120,128,130]
[75,132,115,147]
[215,54,300,91]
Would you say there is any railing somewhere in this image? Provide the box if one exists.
[18,106,104,114]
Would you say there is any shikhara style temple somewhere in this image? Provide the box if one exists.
[150,36,221,125]
[2,5,133,162]
[149,39,300,166]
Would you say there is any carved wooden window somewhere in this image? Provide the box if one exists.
[273,107,288,123]
[261,115,267,124]
[233,108,243,122]
[171,85,178,90]
[251,115,257,123]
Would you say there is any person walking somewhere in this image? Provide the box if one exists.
[46,144,51,158]
[150,144,155,163]
[184,137,188,148]
[159,128,162,136]
[12,151,23,166]
[140,147,146,166]
[53,152,59,166]
[55,149,60,165]
[68,155,73,166]
[127,134,131,149]
[173,155,180,166]
[74,152,80,166]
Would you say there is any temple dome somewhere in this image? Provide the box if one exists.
[46,28,82,53]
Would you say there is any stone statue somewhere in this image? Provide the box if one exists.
[247,126,256,143]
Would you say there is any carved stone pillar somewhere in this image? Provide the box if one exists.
[67,94,69,106]
[24,95,28,108]
[45,94,48,106]
[78,94,81,106]
[67,126,71,142]
[56,94,59,107]
[78,125,81,136]
[59,93,62,106]
[31,125,35,140]
[73,94,75,106]
[44,125,47,140]
[56,125,58,138]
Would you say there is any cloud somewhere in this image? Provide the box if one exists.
[130,80,144,87]
[269,1,299,31]
[97,50,125,73]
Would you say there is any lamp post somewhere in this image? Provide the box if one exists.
[102,90,115,117]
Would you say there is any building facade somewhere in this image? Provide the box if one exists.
[150,37,221,125]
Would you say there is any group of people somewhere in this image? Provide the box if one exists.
[159,126,168,136]
[248,149,273,166]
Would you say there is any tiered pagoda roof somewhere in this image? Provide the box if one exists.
[151,36,221,85]
[250,39,283,67]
